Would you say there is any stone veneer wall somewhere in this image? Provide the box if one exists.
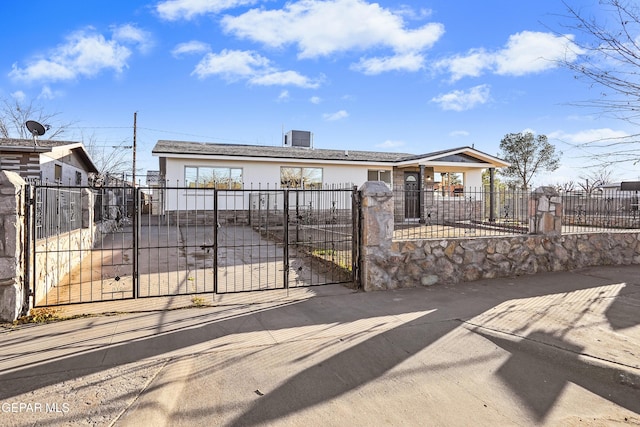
[360,181,640,292]
[0,171,27,320]
[364,233,640,291]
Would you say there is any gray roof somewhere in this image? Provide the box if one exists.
[0,138,83,149]
[152,140,494,164]
[0,138,99,173]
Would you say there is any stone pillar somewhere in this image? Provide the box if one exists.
[0,171,27,321]
[359,181,394,292]
[529,186,562,235]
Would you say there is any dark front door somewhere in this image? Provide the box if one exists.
[404,172,420,219]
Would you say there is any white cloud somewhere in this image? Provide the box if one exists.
[495,31,581,76]
[112,24,154,53]
[376,140,405,149]
[156,0,260,21]
[192,49,321,88]
[250,70,321,88]
[323,110,349,121]
[222,0,444,62]
[351,52,425,75]
[438,48,492,81]
[310,96,322,104]
[449,130,469,137]
[437,31,582,81]
[431,84,491,111]
[171,41,211,57]
[38,85,63,100]
[193,49,270,80]
[548,128,630,145]
[277,90,290,102]
[8,26,150,83]
[10,91,26,101]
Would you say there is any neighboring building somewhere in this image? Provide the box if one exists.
[599,181,640,196]
[0,138,99,184]
[152,136,510,216]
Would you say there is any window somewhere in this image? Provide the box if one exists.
[54,164,62,182]
[184,166,242,189]
[368,170,391,187]
[75,171,82,185]
[281,167,323,188]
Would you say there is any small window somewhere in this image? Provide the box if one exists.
[75,171,82,185]
[367,170,392,187]
[54,164,62,182]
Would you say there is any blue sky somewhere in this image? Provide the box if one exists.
[1,0,638,185]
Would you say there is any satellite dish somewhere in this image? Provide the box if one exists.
[25,120,47,145]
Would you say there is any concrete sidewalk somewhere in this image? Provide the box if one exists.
[1,265,639,426]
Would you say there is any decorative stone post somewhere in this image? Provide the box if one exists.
[359,181,394,292]
[529,186,562,235]
[0,171,27,321]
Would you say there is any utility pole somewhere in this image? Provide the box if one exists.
[133,111,137,186]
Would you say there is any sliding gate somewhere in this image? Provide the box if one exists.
[31,185,360,306]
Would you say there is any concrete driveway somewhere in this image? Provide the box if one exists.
[38,220,346,305]
[2,264,639,426]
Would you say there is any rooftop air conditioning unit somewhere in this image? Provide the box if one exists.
[283,130,312,148]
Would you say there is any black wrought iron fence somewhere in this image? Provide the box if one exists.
[392,186,530,239]
[561,192,640,232]
[34,185,83,240]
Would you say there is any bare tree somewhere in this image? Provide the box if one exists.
[556,180,576,193]
[559,0,640,165]
[82,132,132,183]
[0,98,71,139]
[577,167,616,195]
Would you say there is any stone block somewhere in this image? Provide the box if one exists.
[537,196,549,212]
[0,282,22,322]
[0,257,17,277]
[2,217,18,257]
[421,275,438,286]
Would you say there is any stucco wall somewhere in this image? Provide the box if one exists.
[33,226,100,305]
[162,157,390,211]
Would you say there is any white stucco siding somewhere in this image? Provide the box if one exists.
[39,156,90,185]
[464,170,483,189]
[162,157,391,211]
[162,157,388,187]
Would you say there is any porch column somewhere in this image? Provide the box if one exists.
[419,164,425,224]
[489,168,496,223]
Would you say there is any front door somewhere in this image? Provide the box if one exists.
[404,172,420,219]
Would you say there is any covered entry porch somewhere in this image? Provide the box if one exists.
[389,147,511,223]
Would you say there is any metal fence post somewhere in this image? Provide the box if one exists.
[283,188,290,289]
[352,185,361,288]
[213,188,218,294]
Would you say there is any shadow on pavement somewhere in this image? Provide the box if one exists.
[1,268,639,424]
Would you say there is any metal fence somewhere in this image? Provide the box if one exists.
[391,186,640,239]
[135,186,358,298]
[561,192,640,233]
[34,185,83,240]
[392,187,530,239]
